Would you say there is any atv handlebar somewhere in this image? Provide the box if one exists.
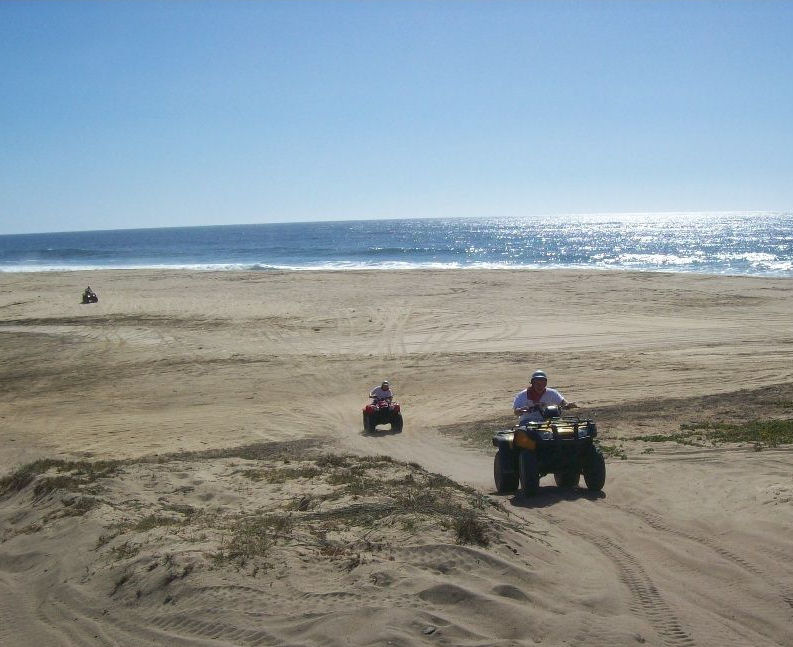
[517,404,546,414]
[516,403,571,415]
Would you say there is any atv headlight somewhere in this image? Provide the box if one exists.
[539,430,553,440]
[577,427,589,438]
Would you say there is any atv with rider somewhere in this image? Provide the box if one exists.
[492,404,605,496]
[81,286,98,304]
[362,397,403,433]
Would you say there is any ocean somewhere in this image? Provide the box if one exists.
[1,212,791,276]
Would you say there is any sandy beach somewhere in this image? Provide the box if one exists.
[1,268,792,646]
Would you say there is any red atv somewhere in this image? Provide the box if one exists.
[362,397,403,433]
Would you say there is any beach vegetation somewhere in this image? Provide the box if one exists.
[597,443,628,460]
[132,515,184,532]
[214,513,293,566]
[110,541,141,561]
[160,502,197,516]
[682,419,793,446]
[237,465,322,483]
[285,494,313,511]
[1,457,121,498]
[437,418,514,449]
[33,475,84,498]
[316,453,351,468]
[10,440,514,581]
[0,458,73,495]
[400,517,418,533]
[642,418,793,447]
[60,495,100,516]
[110,571,132,597]
[640,431,702,445]
[453,511,490,547]
[326,472,380,496]
[425,473,459,489]
[157,438,321,464]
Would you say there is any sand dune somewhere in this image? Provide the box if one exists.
[1,269,792,646]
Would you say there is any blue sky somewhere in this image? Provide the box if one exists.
[1,1,792,235]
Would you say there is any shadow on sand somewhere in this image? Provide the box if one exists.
[500,486,606,509]
[360,427,403,437]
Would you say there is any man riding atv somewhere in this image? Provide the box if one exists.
[513,370,577,423]
[370,380,393,402]
[363,380,403,432]
[493,369,603,496]
[81,286,98,304]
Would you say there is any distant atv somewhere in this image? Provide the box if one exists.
[492,404,605,496]
[363,397,403,433]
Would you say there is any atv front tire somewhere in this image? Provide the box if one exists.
[494,451,519,493]
[582,445,606,491]
[554,470,580,488]
[391,413,403,432]
[363,412,375,433]
[518,450,540,496]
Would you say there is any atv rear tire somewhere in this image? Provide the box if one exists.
[494,451,519,493]
[582,445,606,491]
[391,413,403,432]
[554,470,580,488]
[518,450,540,496]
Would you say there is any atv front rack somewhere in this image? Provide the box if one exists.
[492,416,597,447]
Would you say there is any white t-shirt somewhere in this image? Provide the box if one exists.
[513,388,564,423]
[371,386,393,400]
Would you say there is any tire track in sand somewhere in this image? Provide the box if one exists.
[615,504,793,612]
[560,526,697,647]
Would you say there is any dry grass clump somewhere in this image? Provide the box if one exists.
[598,444,628,460]
[0,459,65,495]
[1,457,121,499]
[215,514,294,565]
[0,458,114,541]
[236,465,322,483]
[132,514,186,532]
[453,512,490,547]
[33,475,86,498]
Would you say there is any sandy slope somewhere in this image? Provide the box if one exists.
[1,269,792,646]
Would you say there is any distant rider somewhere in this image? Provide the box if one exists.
[82,286,96,303]
[370,380,393,402]
[513,370,577,424]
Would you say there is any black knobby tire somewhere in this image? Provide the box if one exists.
[553,470,580,488]
[494,451,519,494]
[582,445,606,491]
[363,412,375,433]
[518,450,540,496]
[391,413,403,432]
